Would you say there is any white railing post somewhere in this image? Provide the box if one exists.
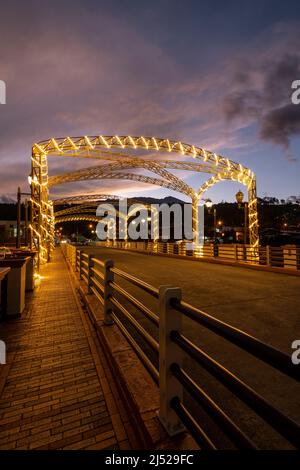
[103,260,114,325]
[87,254,94,294]
[159,286,185,436]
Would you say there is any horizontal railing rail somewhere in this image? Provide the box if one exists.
[171,332,300,449]
[111,267,159,298]
[171,299,299,382]
[62,242,300,449]
[94,240,300,272]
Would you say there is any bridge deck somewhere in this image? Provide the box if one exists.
[0,250,135,450]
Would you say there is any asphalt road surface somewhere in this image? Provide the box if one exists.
[79,245,300,449]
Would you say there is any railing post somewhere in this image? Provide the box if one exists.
[75,249,78,271]
[70,245,73,267]
[103,260,114,325]
[87,254,94,294]
[266,245,270,266]
[72,246,76,268]
[158,286,185,436]
[283,244,297,270]
[234,244,238,261]
[79,251,83,280]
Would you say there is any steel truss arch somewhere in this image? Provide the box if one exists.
[55,215,104,225]
[53,194,123,205]
[33,135,253,175]
[49,161,195,198]
[54,205,99,218]
[197,170,259,248]
[49,170,190,197]
[30,134,259,264]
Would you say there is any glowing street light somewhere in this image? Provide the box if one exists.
[205,199,213,209]
[235,190,244,207]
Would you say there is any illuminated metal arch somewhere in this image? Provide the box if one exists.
[197,170,259,247]
[54,200,160,243]
[30,134,259,263]
[56,201,158,217]
[54,205,98,218]
[53,194,123,205]
[49,170,191,196]
[33,135,250,174]
[127,203,159,241]
[49,169,194,242]
[93,202,160,242]
[54,200,160,241]
[49,161,195,198]
[55,215,104,225]
[64,152,221,175]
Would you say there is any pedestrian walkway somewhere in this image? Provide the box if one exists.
[0,250,136,450]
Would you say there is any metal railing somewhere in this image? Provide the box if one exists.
[62,243,300,449]
[94,240,300,272]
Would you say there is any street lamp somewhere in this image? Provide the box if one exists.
[205,199,213,210]
[16,186,32,249]
[204,199,217,242]
[235,190,248,244]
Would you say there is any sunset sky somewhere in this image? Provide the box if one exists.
[0,0,300,203]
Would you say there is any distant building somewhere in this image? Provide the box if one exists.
[0,220,24,243]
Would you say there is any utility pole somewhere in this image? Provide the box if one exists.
[16,188,32,249]
[213,207,217,243]
[16,187,21,248]
[244,203,248,245]
[24,199,28,246]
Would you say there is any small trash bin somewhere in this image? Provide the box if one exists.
[13,250,37,291]
[0,267,11,319]
[0,257,30,317]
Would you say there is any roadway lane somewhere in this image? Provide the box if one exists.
[79,246,300,449]
[82,246,299,349]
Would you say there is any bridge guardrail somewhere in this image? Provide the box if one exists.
[62,242,300,449]
[94,240,300,272]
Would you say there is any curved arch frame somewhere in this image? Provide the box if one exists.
[30,134,259,263]
[55,215,104,225]
[53,194,123,205]
[55,201,160,242]
[48,160,195,198]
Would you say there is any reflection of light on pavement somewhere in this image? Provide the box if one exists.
[34,273,45,286]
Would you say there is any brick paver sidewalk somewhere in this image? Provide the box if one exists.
[0,250,135,449]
